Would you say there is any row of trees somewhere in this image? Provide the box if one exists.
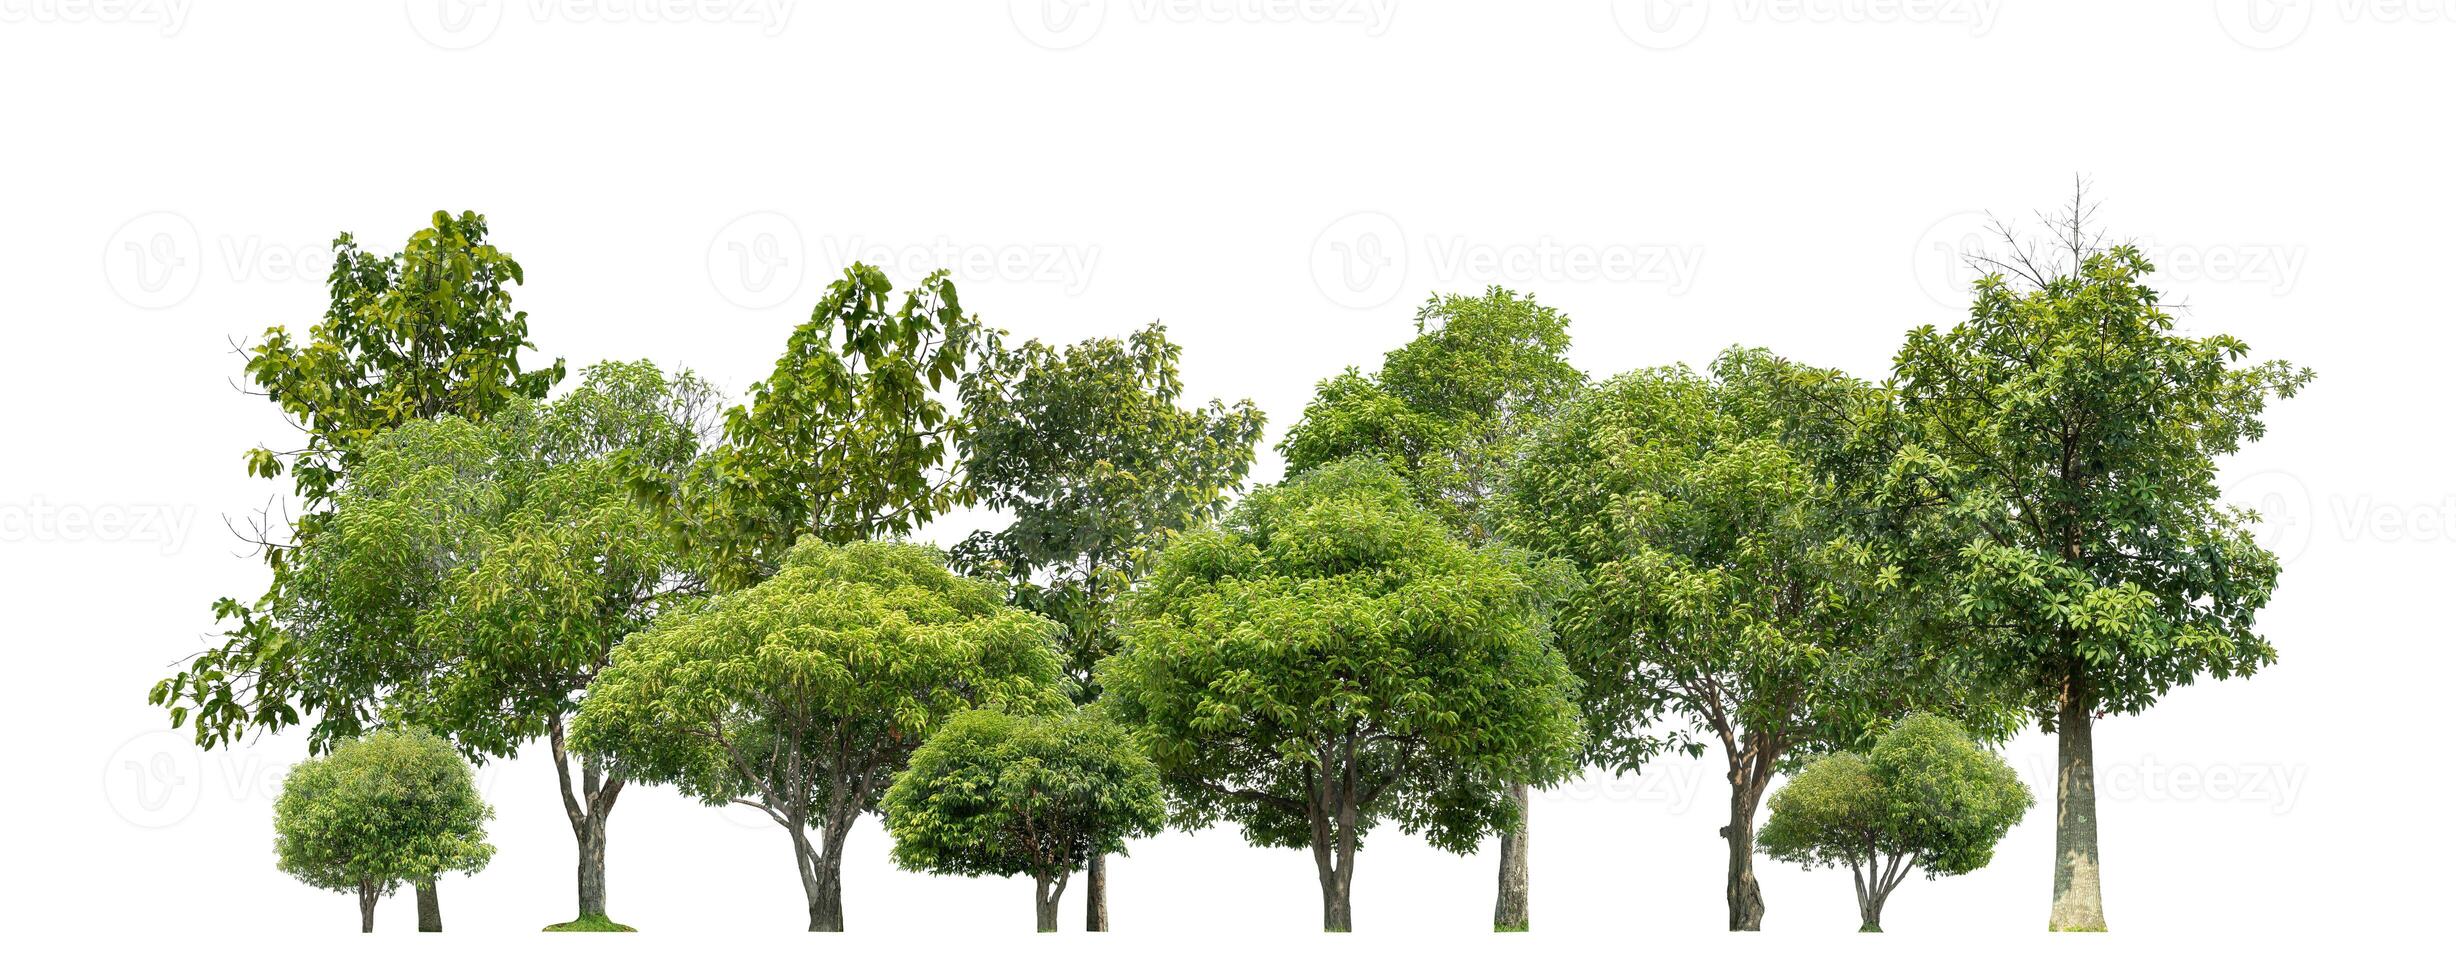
[159,201,2306,933]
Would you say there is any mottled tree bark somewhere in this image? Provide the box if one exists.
[1493,781,1530,930]
[415,879,441,932]
[550,717,625,923]
[357,879,379,933]
[1034,869,1070,932]
[1723,774,1766,931]
[1084,852,1108,931]
[2049,674,2107,931]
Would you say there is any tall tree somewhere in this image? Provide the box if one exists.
[273,729,495,933]
[1102,459,1582,931]
[571,540,1066,932]
[1278,287,1584,930]
[883,708,1167,932]
[953,322,1264,929]
[1758,713,2032,932]
[673,263,998,590]
[272,361,712,929]
[1888,210,2310,930]
[1503,348,2010,931]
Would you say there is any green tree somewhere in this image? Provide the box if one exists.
[1279,287,1585,930]
[155,209,564,745]
[274,729,495,933]
[570,540,1065,931]
[883,708,1167,932]
[673,264,998,589]
[1101,459,1581,931]
[953,322,1264,928]
[1888,216,2311,930]
[1759,713,2032,932]
[1503,348,2009,931]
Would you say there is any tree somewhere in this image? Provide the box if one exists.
[274,729,495,932]
[570,540,1065,931]
[953,322,1264,928]
[1759,713,2032,932]
[1101,459,1581,931]
[1503,348,2010,931]
[1888,206,2311,931]
[882,708,1167,931]
[1278,287,1585,930]
[154,210,560,922]
[673,263,997,590]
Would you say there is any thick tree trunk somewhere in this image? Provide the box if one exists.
[1723,778,1766,931]
[2049,678,2107,931]
[575,815,609,920]
[551,718,625,924]
[1084,851,1108,931]
[797,815,852,932]
[1493,781,1530,931]
[1314,848,1354,932]
[1034,869,1069,932]
[415,879,441,932]
[357,880,379,933]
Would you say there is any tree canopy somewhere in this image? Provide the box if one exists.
[1101,458,1581,931]
[274,729,495,932]
[883,708,1166,931]
[1759,712,2031,932]
[570,539,1066,931]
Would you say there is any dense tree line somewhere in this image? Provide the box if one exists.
[162,201,2306,933]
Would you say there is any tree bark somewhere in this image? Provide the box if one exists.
[357,879,379,933]
[1723,776,1766,931]
[1314,848,1354,932]
[2049,674,2107,931]
[415,879,441,932]
[552,717,624,923]
[1084,851,1109,931]
[1034,869,1070,933]
[1492,780,1530,931]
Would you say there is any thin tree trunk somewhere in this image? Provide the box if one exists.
[1084,851,1108,931]
[357,879,379,933]
[415,879,441,932]
[2049,673,2107,931]
[553,718,624,923]
[1723,776,1766,931]
[1493,781,1530,931]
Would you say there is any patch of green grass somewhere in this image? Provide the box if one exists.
[1493,923,1530,933]
[543,915,637,933]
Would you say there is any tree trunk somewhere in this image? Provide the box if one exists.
[415,879,441,932]
[2049,676,2107,931]
[1084,851,1109,932]
[801,816,852,932]
[1034,869,1069,932]
[357,879,379,933]
[1314,847,1354,932]
[1723,777,1766,931]
[575,814,608,920]
[1493,780,1530,931]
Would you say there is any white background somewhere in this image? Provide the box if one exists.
[1,1,2443,974]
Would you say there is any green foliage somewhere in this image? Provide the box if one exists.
[1504,349,2003,779]
[571,538,1066,832]
[884,708,1165,882]
[954,323,1265,698]
[274,729,494,898]
[1101,459,1582,856]
[673,265,997,589]
[1759,713,2031,928]
[156,210,565,749]
[1281,288,1585,542]
[1888,245,2312,720]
